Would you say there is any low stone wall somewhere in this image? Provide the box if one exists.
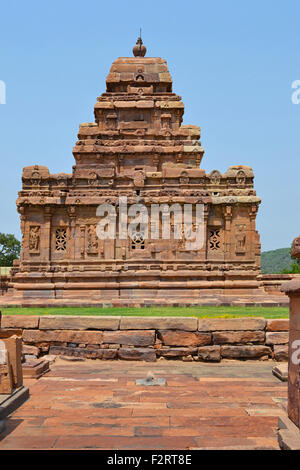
[0,315,289,363]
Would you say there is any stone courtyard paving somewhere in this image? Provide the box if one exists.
[0,360,288,450]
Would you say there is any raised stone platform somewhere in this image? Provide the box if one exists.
[2,274,293,308]
[0,292,289,308]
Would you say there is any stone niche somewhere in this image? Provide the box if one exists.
[10,38,263,304]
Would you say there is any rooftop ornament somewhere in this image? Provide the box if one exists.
[133,30,146,57]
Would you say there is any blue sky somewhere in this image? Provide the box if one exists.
[0,0,299,251]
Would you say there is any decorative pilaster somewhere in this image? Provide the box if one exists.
[79,225,86,259]
[43,206,52,262]
[67,206,76,260]
[17,206,26,263]
[223,205,232,261]
[203,205,209,260]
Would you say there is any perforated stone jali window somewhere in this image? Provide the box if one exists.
[131,232,145,250]
[209,229,221,251]
[55,228,67,252]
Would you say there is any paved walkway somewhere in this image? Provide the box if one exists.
[0,360,287,450]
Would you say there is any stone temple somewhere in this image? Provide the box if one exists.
[8,37,270,305]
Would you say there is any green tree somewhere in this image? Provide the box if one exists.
[281,263,300,274]
[0,233,21,266]
[281,243,300,274]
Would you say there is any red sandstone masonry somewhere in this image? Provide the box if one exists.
[221,345,272,359]
[158,330,211,347]
[274,345,288,361]
[0,315,290,362]
[265,332,289,345]
[2,315,40,329]
[22,329,104,345]
[213,331,265,345]
[157,347,198,358]
[198,318,267,331]
[102,330,155,347]
[39,316,120,330]
[120,317,198,331]
[266,319,289,332]
[198,346,221,362]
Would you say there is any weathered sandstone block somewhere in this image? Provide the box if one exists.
[266,319,289,332]
[117,348,156,362]
[38,344,50,353]
[156,347,198,358]
[22,344,39,356]
[158,330,211,347]
[39,316,120,330]
[274,345,288,362]
[120,317,198,331]
[2,336,23,388]
[198,318,266,332]
[0,329,23,338]
[49,346,117,360]
[1,315,39,329]
[213,331,265,345]
[23,329,103,345]
[266,332,289,345]
[198,346,221,362]
[102,330,155,346]
[221,345,272,359]
[182,355,194,362]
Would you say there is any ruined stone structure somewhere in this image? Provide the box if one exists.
[9,38,266,304]
[281,236,300,430]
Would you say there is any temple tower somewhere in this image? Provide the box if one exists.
[11,38,262,304]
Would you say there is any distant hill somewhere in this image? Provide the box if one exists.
[261,248,294,274]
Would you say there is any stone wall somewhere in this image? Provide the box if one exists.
[0,276,9,296]
[0,315,289,363]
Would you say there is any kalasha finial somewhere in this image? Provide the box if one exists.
[133,29,146,57]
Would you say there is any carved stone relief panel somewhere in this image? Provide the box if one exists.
[29,226,40,254]
[235,224,247,254]
[87,225,99,255]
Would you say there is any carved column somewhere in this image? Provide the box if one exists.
[17,206,26,263]
[115,205,126,260]
[117,155,123,174]
[223,205,232,261]
[203,205,209,261]
[249,204,258,260]
[79,225,86,259]
[67,206,76,260]
[153,154,159,171]
[43,206,52,262]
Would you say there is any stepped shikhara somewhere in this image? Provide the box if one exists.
[10,38,264,304]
